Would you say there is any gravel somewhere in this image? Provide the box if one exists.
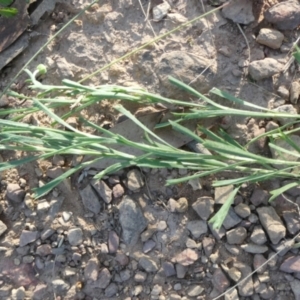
[192,196,214,220]
[249,58,282,80]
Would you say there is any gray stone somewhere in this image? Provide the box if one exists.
[36,244,52,256]
[151,284,162,296]
[192,196,214,220]
[253,254,267,274]
[176,197,188,213]
[112,184,124,198]
[223,208,242,230]
[143,239,156,253]
[257,283,275,299]
[84,258,99,281]
[250,226,267,245]
[202,237,215,256]
[156,51,215,98]
[91,179,112,204]
[79,184,101,214]
[32,284,48,300]
[256,28,284,49]
[153,1,170,22]
[67,227,83,246]
[264,0,300,30]
[283,210,300,235]
[225,244,240,255]
[120,269,131,282]
[187,285,204,297]
[249,58,282,81]
[11,286,26,300]
[257,207,286,244]
[273,105,298,126]
[222,0,254,24]
[280,256,300,273]
[162,261,176,277]
[250,189,268,206]
[176,263,187,279]
[209,223,226,240]
[6,183,25,204]
[134,271,147,282]
[234,262,254,296]
[175,249,198,266]
[118,197,147,245]
[41,228,54,240]
[139,256,159,273]
[215,185,233,204]
[0,220,7,237]
[224,288,239,300]
[212,268,230,293]
[278,86,290,100]
[52,279,70,294]
[234,203,251,218]
[241,243,268,254]
[19,230,38,247]
[104,283,118,297]
[108,230,119,253]
[23,255,34,264]
[46,167,63,179]
[97,268,111,289]
[126,169,144,191]
[290,279,300,300]
[226,227,247,244]
[187,220,207,238]
[290,81,300,104]
[37,199,50,215]
[227,267,242,282]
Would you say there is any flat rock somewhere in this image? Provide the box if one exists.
[280,256,300,273]
[250,226,267,245]
[290,279,300,300]
[79,184,101,214]
[162,261,176,277]
[234,262,254,296]
[97,268,111,289]
[153,1,170,22]
[212,268,230,293]
[105,283,118,297]
[67,227,83,246]
[139,256,159,273]
[290,81,300,104]
[126,169,144,191]
[257,207,286,244]
[0,221,7,237]
[174,249,198,266]
[226,227,247,244]
[250,189,268,206]
[283,210,300,235]
[214,185,233,204]
[223,208,242,230]
[108,231,119,253]
[118,197,147,245]
[264,0,300,30]
[256,28,284,49]
[187,220,207,238]
[6,183,25,204]
[241,243,268,254]
[222,0,254,24]
[52,279,70,294]
[84,258,99,281]
[192,196,214,220]
[234,203,251,218]
[91,180,112,204]
[249,58,282,81]
[187,285,204,297]
[19,230,38,247]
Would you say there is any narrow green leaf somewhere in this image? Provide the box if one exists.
[209,186,240,229]
[0,7,17,17]
[269,182,300,202]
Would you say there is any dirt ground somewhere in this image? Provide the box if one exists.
[0,0,300,299]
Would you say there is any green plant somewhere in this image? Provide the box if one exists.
[0,0,17,17]
[2,66,300,229]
